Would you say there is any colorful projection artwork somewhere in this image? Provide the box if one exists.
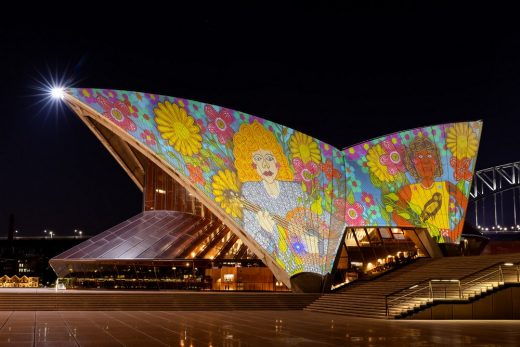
[343,122,482,243]
[66,88,482,278]
[68,88,345,277]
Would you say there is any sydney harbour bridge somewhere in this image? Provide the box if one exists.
[469,161,520,233]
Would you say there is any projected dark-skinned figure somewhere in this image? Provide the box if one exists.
[392,136,466,242]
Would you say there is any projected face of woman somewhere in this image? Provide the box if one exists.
[252,149,279,184]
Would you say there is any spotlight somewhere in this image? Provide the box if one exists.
[50,87,65,99]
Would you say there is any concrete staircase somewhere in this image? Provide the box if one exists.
[305,253,520,319]
[0,291,319,311]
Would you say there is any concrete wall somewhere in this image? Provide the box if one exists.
[407,285,520,319]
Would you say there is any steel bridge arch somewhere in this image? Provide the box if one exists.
[469,161,520,230]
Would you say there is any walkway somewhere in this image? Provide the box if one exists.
[0,310,519,346]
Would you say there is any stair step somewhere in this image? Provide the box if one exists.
[308,253,520,319]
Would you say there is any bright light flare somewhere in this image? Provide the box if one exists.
[50,87,65,99]
[30,66,81,121]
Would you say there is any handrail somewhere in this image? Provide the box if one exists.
[385,261,520,317]
[460,268,502,293]
[458,261,509,281]
[430,279,462,299]
[387,284,430,305]
[387,260,512,300]
[385,283,431,316]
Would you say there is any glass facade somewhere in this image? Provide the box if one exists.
[56,259,288,291]
[333,227,425,287]
[144,160,208,217]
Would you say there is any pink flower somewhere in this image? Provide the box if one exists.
[388,133,401,145]
[79,88,97,104]
[249,116,265,125]
[450,157,472,182]
[345,144,366,160]
[140,130,157,146]
[103,89,118,99]
[144,93,160,103]
[204,105,234,144]
[293,158,319,192]
[361,192,375,207]
[96,95,137,132]
[320,142,333,157]
[413,128,429,137]
[379,140,406,175]
[345,202,365,226]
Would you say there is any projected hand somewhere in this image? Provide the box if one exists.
[256,210,275,234]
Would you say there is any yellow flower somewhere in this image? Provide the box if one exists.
[212,170,243,219]
[154,101,202,156]
[289,131,321,164]
[366,143,396,182]
[446,123,479,160]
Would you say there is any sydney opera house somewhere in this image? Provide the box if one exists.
[50,88,482,292]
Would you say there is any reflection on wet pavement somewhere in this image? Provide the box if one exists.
[0,310,519,346]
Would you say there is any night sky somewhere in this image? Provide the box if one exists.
[1,3,519,237]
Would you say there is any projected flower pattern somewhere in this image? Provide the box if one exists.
[68,88,481,278]
[69,88,345,277]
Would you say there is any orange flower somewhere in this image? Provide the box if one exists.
[187,163,205,186]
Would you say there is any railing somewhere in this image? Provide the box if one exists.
[459,267,503,298]
[385,283,431,317]
[429,279,461,299]
[385,262,520,317]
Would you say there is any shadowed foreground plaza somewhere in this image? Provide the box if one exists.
[1,310,519,346]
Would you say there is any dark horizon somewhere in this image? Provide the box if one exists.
[2,3,519,237]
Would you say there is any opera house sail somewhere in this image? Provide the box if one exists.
[50,88,482,292]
